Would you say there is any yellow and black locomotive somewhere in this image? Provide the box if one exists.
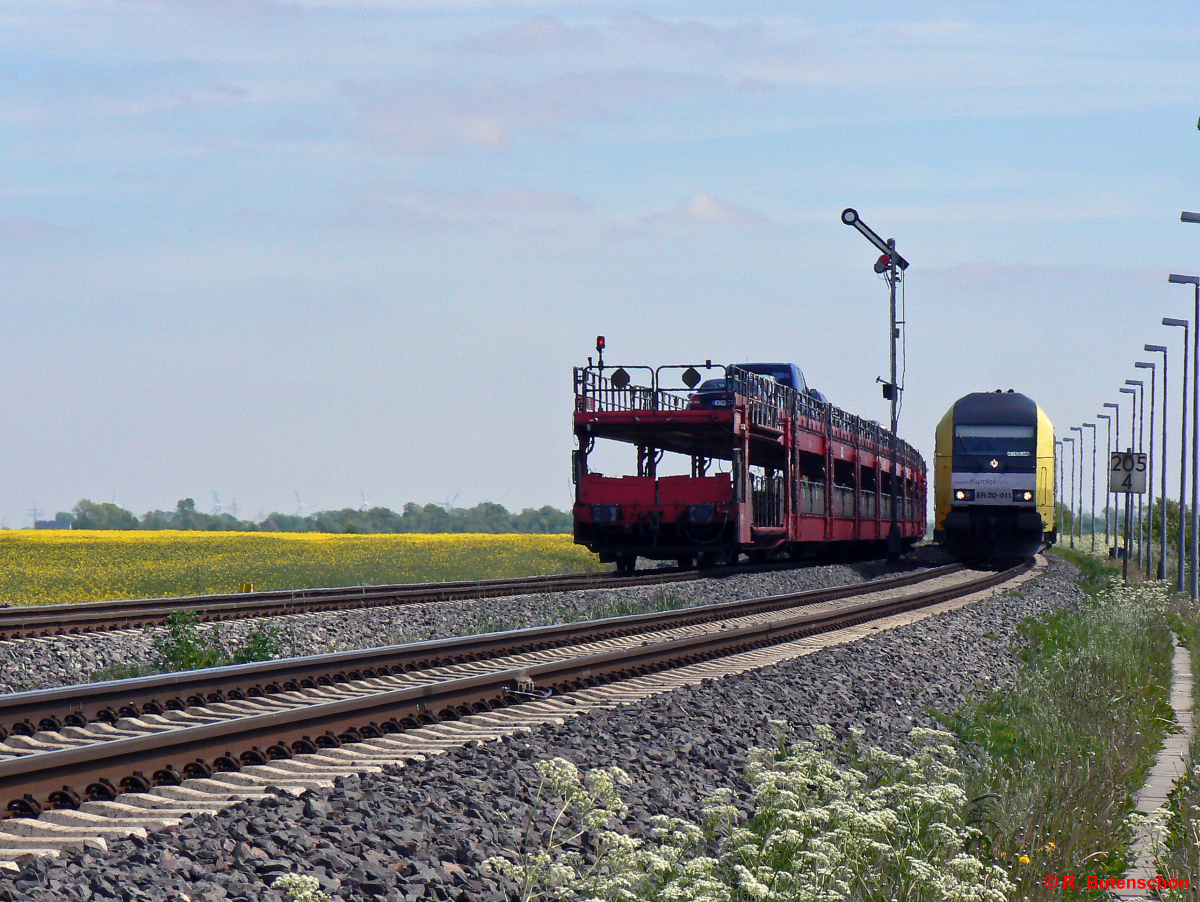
[934,390,1056,558]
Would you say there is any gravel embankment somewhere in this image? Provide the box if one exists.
[0,553,944,693]
[0,554,1085,902]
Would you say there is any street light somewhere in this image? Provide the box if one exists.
[842,208,908,558]
[1120,386,1138,577]
[1070,426,1084,548]
[1125,378,1146,569]
[1064,435,1076,550]
[1145,343,1170,579]
[1103,400,1123,554]
[1168,274,1200,599]
[1055,440,1064,544]
[1083,422,1097,554]
[1164,317,1190,593]
[1097,413,1113,548]
[1135,362,1158,578]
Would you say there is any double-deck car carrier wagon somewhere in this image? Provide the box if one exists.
[572,362,927,572]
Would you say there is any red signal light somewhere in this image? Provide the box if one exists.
[596,335,606,352]
[873,254,891,274]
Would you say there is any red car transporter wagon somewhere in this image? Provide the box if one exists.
[572,360,927,572]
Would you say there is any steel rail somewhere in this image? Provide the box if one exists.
[0,557,863,640]
[0,560,1025,817]
[0,565,962,739]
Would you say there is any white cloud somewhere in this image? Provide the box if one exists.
[339,180,592,230]
[448,15,602,55]
[642,190,770,227]
[444,11,765,58]
[343,69,726,153]
[612,10,765,52]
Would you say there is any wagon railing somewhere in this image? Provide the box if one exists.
[575,362,926,477]
[574,366,689,413]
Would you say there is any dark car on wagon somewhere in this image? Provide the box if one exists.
[687,362,827,409]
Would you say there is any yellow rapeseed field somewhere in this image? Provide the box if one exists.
[0,531,604,607]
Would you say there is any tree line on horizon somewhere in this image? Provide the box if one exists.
[40,498,574,534]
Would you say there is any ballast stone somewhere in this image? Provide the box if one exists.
[0,554,1082,902]
[0,556,936,694]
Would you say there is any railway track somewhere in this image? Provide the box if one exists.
[0,559,1032,867]
[0,557,879,640]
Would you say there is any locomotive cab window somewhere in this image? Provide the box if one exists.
[953,425,1036,472]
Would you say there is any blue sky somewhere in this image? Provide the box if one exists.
[1,0,1198,525]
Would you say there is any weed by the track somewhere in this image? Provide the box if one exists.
[272,874,329,902]
[553,590,700,625]
[92,610,283,680]
[488,727,1015,902]
[1047,545,1119,595]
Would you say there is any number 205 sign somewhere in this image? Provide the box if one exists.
[1109,451,1148,494]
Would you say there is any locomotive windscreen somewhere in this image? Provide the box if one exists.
[953,424,1036,472]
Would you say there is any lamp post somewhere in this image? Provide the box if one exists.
[1126,379,1146,569]
[1055,440,1064,544]
[842,209,908,559]
[1097,413,1113,548]
[1168,274,1200,599]
[1121,387,1138,577]
[1070,436,1080,549]
[1135,362,1157,578]
[1103,400,1122,554]
[1083,422,1097,554]
[1070,426,1084,548]
[1164,313,1193,595]
[1146,343,1169,579]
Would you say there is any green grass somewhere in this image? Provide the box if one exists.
[1047,545,1120,595]
[943,556,1175,899]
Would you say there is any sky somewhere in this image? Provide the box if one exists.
[1,0,1199,526]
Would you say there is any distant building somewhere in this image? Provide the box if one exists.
[34,519,72,530]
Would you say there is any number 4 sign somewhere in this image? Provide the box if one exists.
[1109,451,1148,494]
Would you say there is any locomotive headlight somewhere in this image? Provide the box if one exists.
[688,503,716,524]
[1013,490,1034,502]
[954,489,975,502]
[592,505,619,524]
